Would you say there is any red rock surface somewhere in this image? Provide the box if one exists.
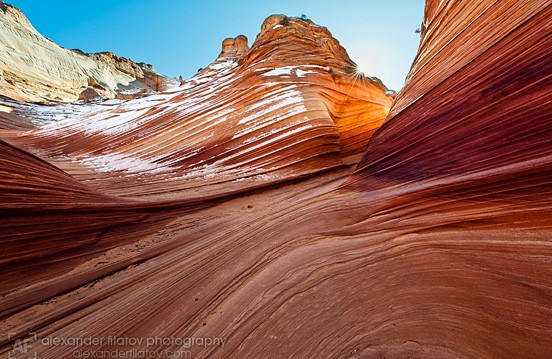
[1,2,551,359]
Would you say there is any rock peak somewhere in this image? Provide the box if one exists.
[247,14,355,72]
[0,1,33,30]
[260,14,328,33]
[220,35,250,58]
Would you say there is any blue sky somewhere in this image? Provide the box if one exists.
[9,1,425,91]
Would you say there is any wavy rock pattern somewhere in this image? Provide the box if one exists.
[4,15,391,200]
[0,11,391,342]
[1,2,551,359]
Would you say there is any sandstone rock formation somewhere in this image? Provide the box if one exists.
[220,35,250,57]
[1,15,392,200]
[0,1,551,359]
[0,2,176,103]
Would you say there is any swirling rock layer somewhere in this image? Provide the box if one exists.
[3,14,391,200]
[1,2,552,359]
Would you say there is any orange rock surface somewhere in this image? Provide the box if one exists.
[1,1,551,358]
[3,14,391,200]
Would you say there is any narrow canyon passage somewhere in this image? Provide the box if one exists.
[1,0,551,358]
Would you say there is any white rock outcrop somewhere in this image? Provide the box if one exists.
[0,2,175,103]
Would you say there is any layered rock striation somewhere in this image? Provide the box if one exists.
[0,12,392,301]
[4,14,392,200]
[1,2,551,359]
